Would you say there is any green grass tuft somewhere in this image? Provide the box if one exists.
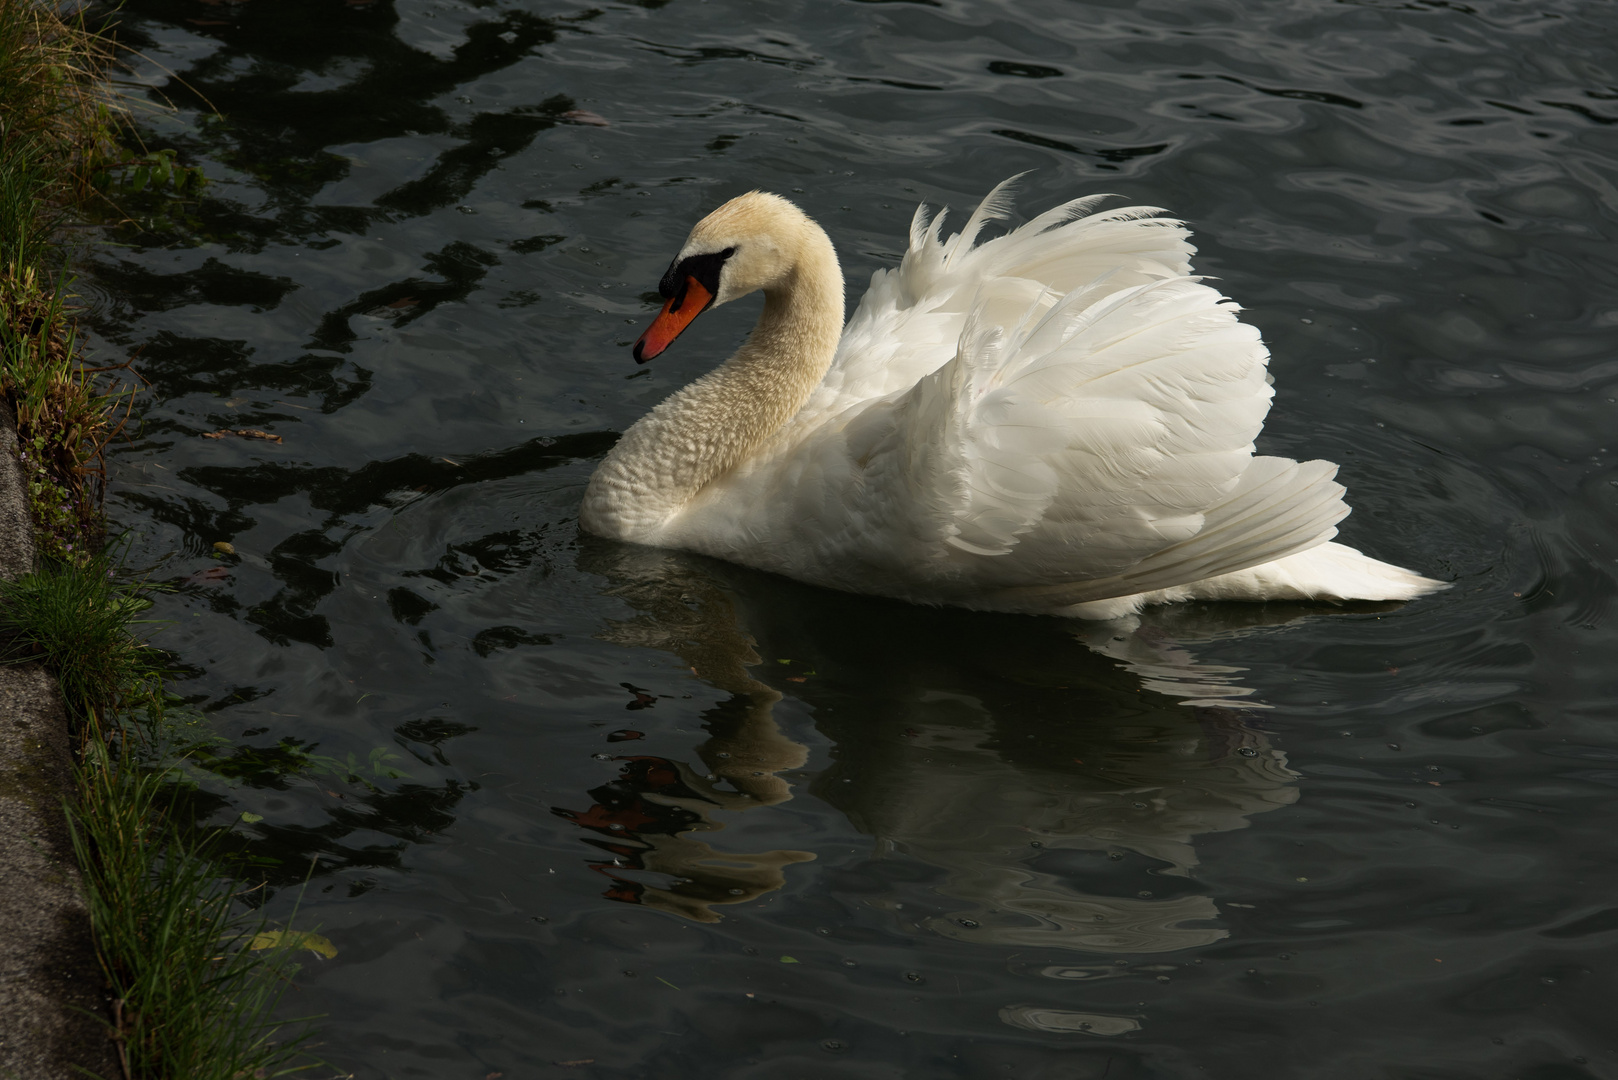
[0,554,157,713]
[72,742,321,1080]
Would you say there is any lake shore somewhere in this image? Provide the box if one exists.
[0,3,316,1076]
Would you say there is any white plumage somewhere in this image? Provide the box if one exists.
[580,179,1445,619]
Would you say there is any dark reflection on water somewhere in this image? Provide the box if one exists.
[83,0,1618,1074]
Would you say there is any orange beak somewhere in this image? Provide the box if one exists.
[633,277,714,363]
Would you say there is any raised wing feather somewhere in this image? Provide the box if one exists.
[801,180,1197,419]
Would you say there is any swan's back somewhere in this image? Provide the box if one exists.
[659,182,1443,617]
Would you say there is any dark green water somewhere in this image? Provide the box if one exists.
[83,0,1618,1075]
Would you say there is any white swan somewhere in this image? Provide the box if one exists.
[580,179,1446,620]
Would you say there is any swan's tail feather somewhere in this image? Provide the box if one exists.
[1214,542,1452,603]
[1051,542,1448,619]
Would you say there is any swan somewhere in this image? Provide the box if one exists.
[580,179,1446,620]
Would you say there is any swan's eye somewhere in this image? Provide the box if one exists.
[659,246,735,304]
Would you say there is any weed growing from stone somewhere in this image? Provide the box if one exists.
[0,19,132,561]
[0,255,135,560]
[0,553,156,713]
[72,738,321,1080]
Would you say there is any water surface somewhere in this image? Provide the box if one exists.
[84,0,1618,1075]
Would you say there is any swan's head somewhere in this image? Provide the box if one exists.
[633,190,822,363]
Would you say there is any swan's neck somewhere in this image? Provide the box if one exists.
[583,239,843,541]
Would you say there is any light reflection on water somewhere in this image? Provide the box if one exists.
[84,0,1618,1074]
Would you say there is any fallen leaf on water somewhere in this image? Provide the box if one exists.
[621,682,657,709]
[561,109,610,126]
[239,812,263,823]
[203,428,283,444]
[779,956,799,964]
[212,541,235,555]
[250,930,337,959]
[364,297,418,318]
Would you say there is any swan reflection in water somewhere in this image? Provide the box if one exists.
[554,539,1358,951]
[552,543,813,923]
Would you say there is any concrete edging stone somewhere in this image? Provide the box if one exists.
[0,399,118,1079]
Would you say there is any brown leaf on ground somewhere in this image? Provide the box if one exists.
[202,428,283,443]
